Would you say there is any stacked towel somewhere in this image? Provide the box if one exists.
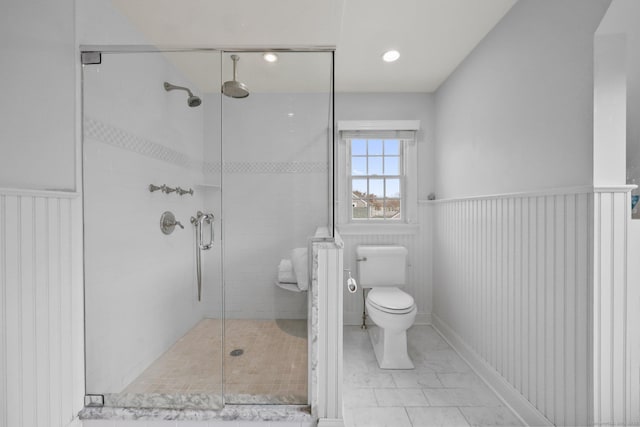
[278,259,297,284]
[276,247,309,291]
[291,248,309,291]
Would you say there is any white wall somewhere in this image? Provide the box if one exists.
[336,93,435,200]
[596,2,640,423]
[222,92,331,319]
[598,0,640,189]
[435,0,611,199]
[335,93,435,325]
[593,34,627,185]
[0,1,85,426]
[0,0,77,190]
[432,0,612,424]
[83,52,212,393]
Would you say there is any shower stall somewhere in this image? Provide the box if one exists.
[82,49,334,410]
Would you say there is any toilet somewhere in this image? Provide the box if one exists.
[357,245,417,369]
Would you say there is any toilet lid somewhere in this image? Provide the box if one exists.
[367,287,415,311]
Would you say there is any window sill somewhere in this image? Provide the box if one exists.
[337,222,420,236]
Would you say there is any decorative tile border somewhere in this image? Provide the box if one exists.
[222,161,327,174]
[84,117,200,170]
[85,117,328,175]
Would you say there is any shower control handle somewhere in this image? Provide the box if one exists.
[160,211,183,234]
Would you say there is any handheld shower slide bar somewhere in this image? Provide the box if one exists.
[191,211,214,301]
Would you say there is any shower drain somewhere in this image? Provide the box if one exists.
[229,349,244,357]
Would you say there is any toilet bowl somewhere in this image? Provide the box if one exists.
[356,245,417,370]
[365,287,417,369]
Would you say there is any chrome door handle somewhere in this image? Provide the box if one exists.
[199,213,214,250]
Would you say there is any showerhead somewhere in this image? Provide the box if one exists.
[222,55,249,99]
[187,95,202,107]
[163,81,202,108]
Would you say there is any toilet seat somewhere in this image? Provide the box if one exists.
[367,287,415,314]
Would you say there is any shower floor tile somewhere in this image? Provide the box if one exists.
[122,318,307,405]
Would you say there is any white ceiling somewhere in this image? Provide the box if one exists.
[108,0,516,93]
[336,0,516,92]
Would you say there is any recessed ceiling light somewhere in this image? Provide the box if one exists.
[263,52,278,63]
[287,112,295,117]
[382,50,400,62]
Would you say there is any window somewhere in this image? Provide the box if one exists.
[350,138,403,220]
[338,121,419,230]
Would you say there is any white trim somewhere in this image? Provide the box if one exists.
[337,120,420,131]
[0,188,80,198]
[318,418,345,427]
[428,185,629,203]
[337,223,419,236]
[432,314,553,427]
[337,127,419,227]
[593,184,636,192]
[418,199,435,205]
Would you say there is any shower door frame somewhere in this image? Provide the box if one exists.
[80,45,336,411]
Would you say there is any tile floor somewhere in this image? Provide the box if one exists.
[343,325,524,427]
[123,318,307,404]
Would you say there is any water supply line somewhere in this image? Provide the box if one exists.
[190,211,214,301]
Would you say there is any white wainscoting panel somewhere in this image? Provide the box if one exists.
[0,189,84,427]
[312,230,344,427]
[591,188,637,426]
[432,190,590,426]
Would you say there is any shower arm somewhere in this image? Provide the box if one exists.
[164,82,194,97]
[232,57,238,81]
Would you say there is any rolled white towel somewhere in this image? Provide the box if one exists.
[291,247,309,291]
[278,259,297,284]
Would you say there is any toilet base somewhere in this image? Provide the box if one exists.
[368,325,414,369]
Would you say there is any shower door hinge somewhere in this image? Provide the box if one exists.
[84,394,105,407]
[81,51,102,65]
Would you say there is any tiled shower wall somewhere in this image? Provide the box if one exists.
[82,52,210,394]
[221,93,331,320]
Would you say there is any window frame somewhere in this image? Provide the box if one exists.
[348,138,405,222]
[337,120,420,233]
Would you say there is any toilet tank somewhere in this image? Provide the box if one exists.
[356,246,407,287]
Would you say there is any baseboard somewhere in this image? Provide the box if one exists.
[414,311,431,325]
[431,314,552,427]
[318,418,345,427]
[344,311,431,326]
[65,418,82,427]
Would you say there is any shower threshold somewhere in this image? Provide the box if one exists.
[78,403,312,423]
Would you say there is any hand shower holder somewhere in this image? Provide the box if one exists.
[191,211,215,302]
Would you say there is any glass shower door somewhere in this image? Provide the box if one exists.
[220,51,333,404]
[83,50,224,409]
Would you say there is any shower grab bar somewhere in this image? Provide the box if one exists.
[190,211,215,301]
[198,213,214,250]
